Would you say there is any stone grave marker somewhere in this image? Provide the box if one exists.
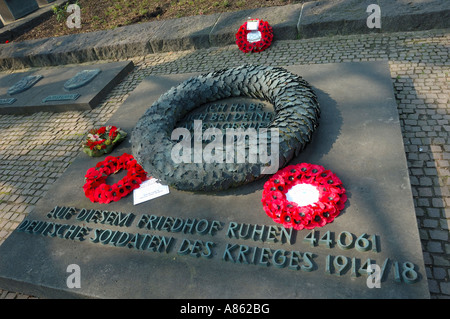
[36,0,56,6]
[0,60,134,114]
[0,0,39,23]
[0,62,429,299]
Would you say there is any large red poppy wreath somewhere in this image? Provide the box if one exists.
[261,163,347,230]
[235,19,273,53]
[83,153,147,204]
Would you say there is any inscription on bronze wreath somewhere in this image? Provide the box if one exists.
[176,98,275,144]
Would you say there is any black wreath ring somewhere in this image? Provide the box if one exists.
[131,64,320,192]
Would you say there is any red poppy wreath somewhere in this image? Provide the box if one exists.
[235,19,273,53]
[83,153,147,204]
[261,163,347,230]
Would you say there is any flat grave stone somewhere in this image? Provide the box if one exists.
[0,61,429,299]
[0,0,39,23]
[36,0,56,6]
[150,13,221,52]
[0,60,134,114]
[209,4,302,47]
[298,0,450,38]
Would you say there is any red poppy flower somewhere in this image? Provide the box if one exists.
[95,162,112,176]
[109,126,118,139]
[127,175,143,190]
[309,164,325,176]
[109,185,122,202]
[269,199,284,213]
[97,126,106,135]
[101,187,114,204]
[85,167,101,180]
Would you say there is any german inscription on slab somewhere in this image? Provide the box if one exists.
[18,206,421,286]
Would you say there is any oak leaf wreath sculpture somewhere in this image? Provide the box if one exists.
[131,64,320,192]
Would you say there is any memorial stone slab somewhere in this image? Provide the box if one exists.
[149,13,221,52]
[36,0,56,6]
[93,20,166,59]
[298,0,450,38]
[0,62,429,299]
[0,0,39,23]
[0,60,133,114]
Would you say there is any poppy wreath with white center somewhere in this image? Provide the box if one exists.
[235,20,273,53]
[83,153,147,204]
[261,163,347,230]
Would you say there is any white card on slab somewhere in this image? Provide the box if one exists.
[247,20,259,30]
[133,178,169,205]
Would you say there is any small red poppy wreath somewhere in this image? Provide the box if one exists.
[261,163,347,230]
[235,19,273,53]
[83,153,147,204]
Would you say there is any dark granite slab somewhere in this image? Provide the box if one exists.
[0,0,38,23]
[209,4,303,47]
[150,13,221,52]
[298,0,450,38]
[0,61,429,299]
[36,0,56,5]
[0,60,134,114]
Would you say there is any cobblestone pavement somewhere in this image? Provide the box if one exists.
[0,28,448,299]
